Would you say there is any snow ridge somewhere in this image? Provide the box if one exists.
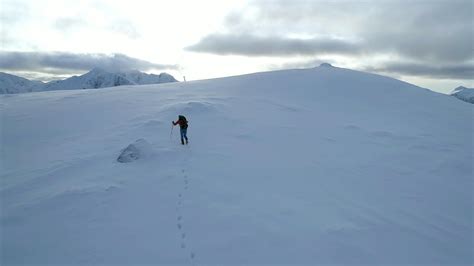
[0,72,44,94]
[450,86,474,104]
[0,69,178,94]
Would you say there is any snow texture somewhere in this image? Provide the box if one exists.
[117,139,152,163]
[1,65,472,265]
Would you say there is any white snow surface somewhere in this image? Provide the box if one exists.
[451,86,474,104]
[1,65,472,265]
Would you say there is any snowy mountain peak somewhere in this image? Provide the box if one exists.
[319,62,334,68]
[450,86,474,104]
[0,69,178,93]
[0,72,44,94]
[452,86,468,93]
[88,67,109,74]
[119,70,178,85]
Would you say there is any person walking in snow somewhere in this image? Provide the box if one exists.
[172,115,189,145]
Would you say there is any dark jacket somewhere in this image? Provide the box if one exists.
[173,117,188,129]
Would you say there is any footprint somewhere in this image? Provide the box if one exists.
[176,168,195,262]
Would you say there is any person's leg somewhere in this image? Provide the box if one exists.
[180,128,185,145]
[183,128,188,144]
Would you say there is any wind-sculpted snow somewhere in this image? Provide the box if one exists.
[1,65,472,265]
[117,139,153,163]
[178,101,218,114]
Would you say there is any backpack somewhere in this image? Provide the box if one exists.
[178,115,188,128]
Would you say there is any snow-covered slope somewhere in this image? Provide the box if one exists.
[0,69,178,93]
[451,86,474,104]
[0,72,44,94]
[1,65,472,265]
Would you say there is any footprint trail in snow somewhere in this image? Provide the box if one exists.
[175,168,196,264]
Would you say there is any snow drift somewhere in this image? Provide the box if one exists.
[1,64,472,265]
[117,139,152,163]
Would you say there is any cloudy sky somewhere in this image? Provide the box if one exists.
[1,0,472,93]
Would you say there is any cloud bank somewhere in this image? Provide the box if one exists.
[186,34,363,57]
[0,51,178,74]
[365,62,474,80]
[200,0,473,62]
[187,0,473,80]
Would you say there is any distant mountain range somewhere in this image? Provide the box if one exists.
[0,72,44,94]
[0,68,178,94]
[450,86,474,104]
